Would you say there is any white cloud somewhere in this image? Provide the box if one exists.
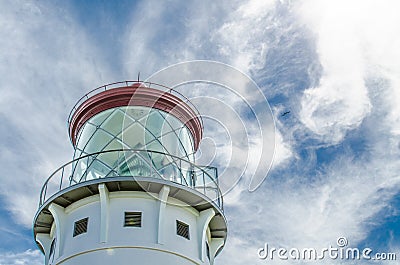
[218,150,400,264]
[272,127,292,167]
[213,0,275,72]
[122,0,233,76]
[207,0,296,172]
[296,0,400,144]
[214,1,400,264]
[0,0,114,227]
[0,250,43,265]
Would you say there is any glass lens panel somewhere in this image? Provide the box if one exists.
[77,123,97,150]
[84,129,113,154]
[120,123,146,149]
[100,109,125,136]
[143,110,169,138]
[89,108,113,126]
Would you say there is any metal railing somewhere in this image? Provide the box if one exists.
[39,149,223,210]
[67,81,204,143]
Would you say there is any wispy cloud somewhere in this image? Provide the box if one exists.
[0,249,43,265]
[215,0,400,264]
[297,0,400,144]
[0,0,114,227]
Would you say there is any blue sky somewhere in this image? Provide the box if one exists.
[1,0,400,264]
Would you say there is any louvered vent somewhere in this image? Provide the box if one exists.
[124,212,142,227]
[176,220,190,240]
[73,217,88,237]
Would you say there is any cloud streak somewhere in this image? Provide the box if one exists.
[0,249,43,265]
[297,0,400,144]
[0,0,114,227]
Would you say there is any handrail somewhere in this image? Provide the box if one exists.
[67,81,204,143]
[39,149,223,211]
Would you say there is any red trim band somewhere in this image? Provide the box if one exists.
[69,83,202,150]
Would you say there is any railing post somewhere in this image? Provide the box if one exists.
[83,155,89,182]
[59,167,65,190]
[179,159,183,185]
[203,171,206,195]
[150,151,154,178]
[43,184,48,206]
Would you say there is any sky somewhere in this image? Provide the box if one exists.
[0,0,400,264]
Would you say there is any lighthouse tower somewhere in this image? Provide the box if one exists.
[33,81,227,265]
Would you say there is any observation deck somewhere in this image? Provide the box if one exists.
[37,149,223,209]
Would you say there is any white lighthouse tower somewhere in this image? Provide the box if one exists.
[33,81,227,265]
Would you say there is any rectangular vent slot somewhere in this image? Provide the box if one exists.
[176,220,190,240]
[73,217,88,237]
[124,212,142,227]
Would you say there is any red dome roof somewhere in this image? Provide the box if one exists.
[69,83,203,150]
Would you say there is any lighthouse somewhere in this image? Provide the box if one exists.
[33,81,227,265]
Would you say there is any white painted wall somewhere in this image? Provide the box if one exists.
[41,186,216,265]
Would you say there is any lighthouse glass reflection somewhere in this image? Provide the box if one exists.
[70,106,216,187]
[74,106,195,159]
